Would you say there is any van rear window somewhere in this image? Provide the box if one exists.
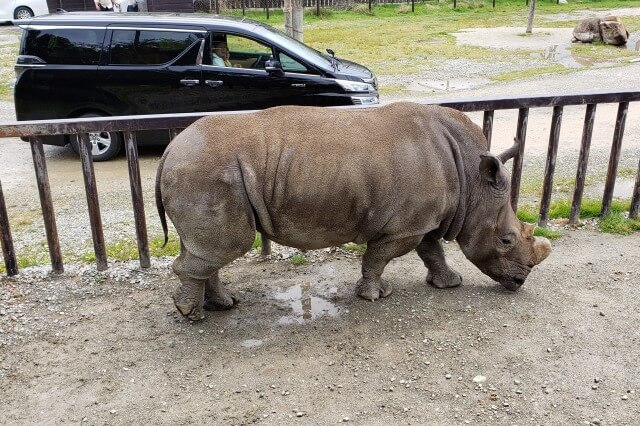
[23,29,105,65]
[109,30,202,65]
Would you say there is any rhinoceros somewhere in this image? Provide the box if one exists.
[156,103,551,321]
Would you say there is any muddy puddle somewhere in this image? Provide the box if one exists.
[538,34,640,68]
[274,282,343,325]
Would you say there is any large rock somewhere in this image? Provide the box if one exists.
[572,17,602,43]
[572,16,629,45]
[600,15,629,46]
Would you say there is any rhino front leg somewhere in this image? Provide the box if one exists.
[416,234,462,289]
[204,271,238,311]
[357,235,423,301]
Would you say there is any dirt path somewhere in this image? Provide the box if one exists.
[1,231,639,424]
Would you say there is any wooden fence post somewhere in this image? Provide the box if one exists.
[482,110,494,149]
[510,108,529,212]
[630,157,640,219]
[569,104,597,225]
[0,180,18,276]
[29,137,64,273]
[124,131,150,268]
[539,106,563,227]
[76,133,108,271]
[600,102,628,217]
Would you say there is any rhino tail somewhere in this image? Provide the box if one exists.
[155,149,170,247]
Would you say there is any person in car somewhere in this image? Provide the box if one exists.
[94,0,115,11]
[114,0,139,11]
[212,41,232,67]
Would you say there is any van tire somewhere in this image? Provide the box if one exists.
[69,113,123,162]
[14,7,34,20]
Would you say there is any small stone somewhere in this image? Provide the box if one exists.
[472,375,486,384]
[342,417,350,422]
[592,385,598,390]
[296,412,305,417]
[514,379,521,385]
[445,374,452,380]
[599,312,605,317]
[546,348,552,353]
[622,395,629,400]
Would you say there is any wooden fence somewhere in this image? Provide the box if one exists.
[0,90,639,276]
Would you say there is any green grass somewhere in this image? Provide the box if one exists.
[534,227,563,240]
[0,43,20,102]
[343,242,367,256]
[0,241,50,273]
[548,198,630,219]
[517,204,539,223]
[492,64,570,82]
[290,252,309,265]
[599,213,640,235]
[226,0,640,81]
[517,198,639,236]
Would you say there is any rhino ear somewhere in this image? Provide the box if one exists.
[479,153,509,192]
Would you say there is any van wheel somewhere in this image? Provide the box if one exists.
[70,114,123,162]
[14,7,34,20]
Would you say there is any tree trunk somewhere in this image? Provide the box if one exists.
[526,0,536,34]
[292,0,304,42]
[284,0,293,38]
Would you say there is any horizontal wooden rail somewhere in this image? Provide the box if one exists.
[0,89,638,275]
[1,90,640,138]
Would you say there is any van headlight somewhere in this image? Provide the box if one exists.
[336,79,375,93]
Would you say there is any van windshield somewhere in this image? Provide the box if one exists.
[255,25,334,70]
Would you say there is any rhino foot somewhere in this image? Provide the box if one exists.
[427,269,462,289]
[356,278,393,301]
[172,293,205,321]
[204,292,238,311]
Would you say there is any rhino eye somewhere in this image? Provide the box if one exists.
[500,234,516,246]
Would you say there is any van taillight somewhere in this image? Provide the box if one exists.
[15,55,45,80]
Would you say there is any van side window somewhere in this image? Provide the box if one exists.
[23,29,105,65]
[278,52,308,73]
[110,30,202,65]
[224,34,272,69]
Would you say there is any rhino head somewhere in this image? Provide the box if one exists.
[456,141,552,291]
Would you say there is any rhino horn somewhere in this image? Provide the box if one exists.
[497,138,521,164]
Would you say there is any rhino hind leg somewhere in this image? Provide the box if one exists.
[356,235,423,301]
[416,234,462,289]
[173,277,206,321]
[204,272,238,311]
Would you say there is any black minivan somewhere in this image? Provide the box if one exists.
[14,12,379,160]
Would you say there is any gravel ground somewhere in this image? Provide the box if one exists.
[1,8,640,425]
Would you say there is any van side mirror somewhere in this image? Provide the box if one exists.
[265,57,284,77]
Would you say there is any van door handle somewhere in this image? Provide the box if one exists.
[291,83,306,88]
[205,80,223,88]
[180,79,200,87]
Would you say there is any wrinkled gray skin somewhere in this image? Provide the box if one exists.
[156,103,552,321]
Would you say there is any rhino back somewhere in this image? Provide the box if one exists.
[162,103,480,249]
